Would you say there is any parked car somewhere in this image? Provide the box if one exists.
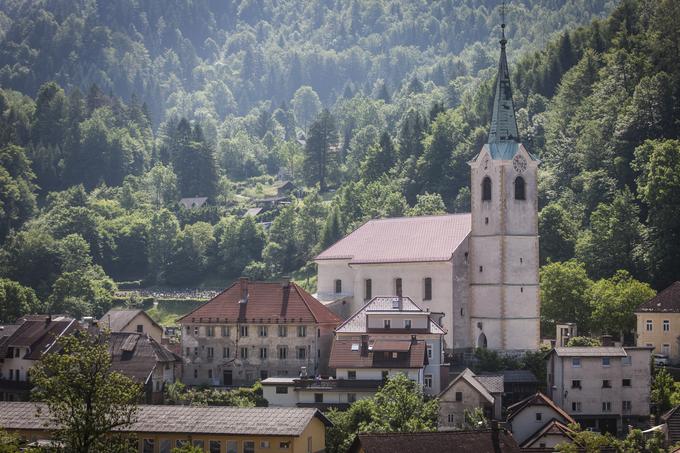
[654,354,669,367]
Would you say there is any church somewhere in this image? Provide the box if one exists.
[314,24,540,354]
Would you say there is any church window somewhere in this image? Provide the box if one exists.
[479,266,483,273]
[424,278,432,300]
[514,176,526,200]
[477,333,487,349]
[520,257,523,264]
[395,278,402,297]
[482,177,492,201]
[520,287,524,293]
[485,217,489,224]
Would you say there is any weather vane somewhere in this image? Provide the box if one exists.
[500,0,507,43]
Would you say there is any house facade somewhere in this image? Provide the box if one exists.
[178,278,341,387]
[0,402,330,453]
[438,368,503,429]
[315,26,540,354]
[635,281,680,364]
[546,346,652,434]
[99,309,164,343]
[506,392,576,448]
[261,376,381,409]
[330,296,446,395]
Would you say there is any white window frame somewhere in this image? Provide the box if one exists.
[646,320,653,331]
[664,320,670,332]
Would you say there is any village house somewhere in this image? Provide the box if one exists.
[635,281,680,364]
[261,376,381,410]
[177,278,341,387]
[315,25,540,355]
[0,315,78,401]
[546,346,652,434]
[178,196,208,210]
[330,296,446,395]
[0,402,330,453]
[108,332,182,404]
[438,368,503,429]
[506,392,576,450]
[100,308,164,343]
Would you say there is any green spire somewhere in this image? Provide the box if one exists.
[488,9,519,144]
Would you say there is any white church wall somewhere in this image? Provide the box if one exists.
[503,237,539,284]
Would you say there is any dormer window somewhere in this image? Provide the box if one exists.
[482,177,492,201]
[514,176,526,200]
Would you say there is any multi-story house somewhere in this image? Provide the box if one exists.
[177,278,341,387]
[546,346,652,435]
[635,281,680,364]
[0,315,78,401]
[506,392,576,450]
[261,376,381,410]
[329,296,446,395]
[99,308,164,343]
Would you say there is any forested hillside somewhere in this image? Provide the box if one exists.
[1,0,679,333]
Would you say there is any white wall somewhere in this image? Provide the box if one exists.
[510,406,568,445]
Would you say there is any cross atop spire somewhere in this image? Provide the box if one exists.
[488,1,519,144]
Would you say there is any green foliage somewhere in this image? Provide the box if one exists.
[171,445,203,453]
[304,109,338,192]
[652,368,675,415]
[165,382,267,408]
[461,407,490,431]
[31,333,142,453]
[540,260,593,335]
[0,278,42,323]
[406,193,447,217]
[556,425,668,453]
[0,145,36,240]
[566,336,601,347]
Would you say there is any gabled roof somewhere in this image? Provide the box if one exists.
[179,197,208,209]
[636,282,678,313]
[315,214,470,264]
[335,296,446,335]
[476,374,505,394]
[177,280,341,325]
[520,419,575,449]
[439,368,494,404]
[108,332,181,384]
[507,392,575,424]
[329,337,426,369]
[99,309,161,333]
[350,430,521,453]
[0,316,78,360]
[0,402,330,436]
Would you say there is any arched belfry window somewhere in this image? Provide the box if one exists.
[482,177,492,201]
[514,176,526,200]
[477,333,488,349]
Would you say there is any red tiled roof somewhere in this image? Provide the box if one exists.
[350,430,521,453]
[507,392,575,424]
[315,214,470,264]
[520,419,575,449]
[636,281,677,312]
[329,337,426,369]
[177,280,341,325]
[1,317,78,360]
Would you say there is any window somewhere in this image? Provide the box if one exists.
[244,441,255,453]
[136,324,143,333]
[646,320,653,331]
[348,393,356,403]
[260,347,268,359]
[602,380,611,388]
[514,176,526,200]
[279,442,291,449]
[297,347,306,360]
[384,319,391,329]
[226,441,238,453]
[260,441,270,448]
[240,325,249,337]
[427,345,433,359]
[365,279,372,300]
[664,320,670,332]
[223,347,230,358]
[424,277,432,300]
[209,441,221,453]
[482,176,492,201]
[381,370,389,380]
[335,279,342,294]
[348,370,356,380]
[297,325,307,337]
[194,326,199,336]
[622,356,632,366]
[623,379,631,387]
[602,357,610,367]
[185,347,190,357]
[259,325,268,337]
[572,380,581,389]
[193,369,198,379]
[572,401,582,412]
[276,386,289,394]
[307,437,313,453]
[206,326,215,337]
[623,401,632,411]
[143,439,154,453]
[194,347,198,356]
[221,326,230,337]
[207,347,214,358]
[278,325,287,337]
[602,401,611,412]
[193,440,204,450]
[160,440,172,453]
[314,393,323,403]
[455,392,463,402]
[663,344,671,355]
[448,414,455,423]
[404,319,412,329]
[175,440,189,448]
[240,347,248,359]
[278,346,288,359]
[572,358,581,368]
[536,412,542,421]
[395,278,402,297]
[424,374,432,388]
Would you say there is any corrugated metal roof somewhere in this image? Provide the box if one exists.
[315,214,470,264]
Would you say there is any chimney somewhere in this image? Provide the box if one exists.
[601,335,613,347]
[280,276,291,288]
[239,277,249,304]
[491,421,501,453]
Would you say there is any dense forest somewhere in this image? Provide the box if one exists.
[0,0,679,335]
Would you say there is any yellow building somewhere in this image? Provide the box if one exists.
[0,402,330,453]
[635,281,680,364]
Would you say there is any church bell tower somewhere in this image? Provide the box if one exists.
[468,15,540,352]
